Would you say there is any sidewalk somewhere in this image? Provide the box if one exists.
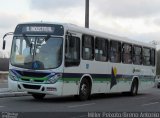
[0,74,29,98]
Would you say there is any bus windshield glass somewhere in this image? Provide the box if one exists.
[10,36,63,70]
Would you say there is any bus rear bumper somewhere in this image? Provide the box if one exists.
[8,78,63,96]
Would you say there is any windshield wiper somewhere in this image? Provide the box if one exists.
[44,35,50,42]
[23,34,31,46]
[23,34,33,55]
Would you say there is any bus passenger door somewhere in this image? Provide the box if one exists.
[62,32,81,96]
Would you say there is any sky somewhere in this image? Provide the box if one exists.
[1,0,160,53]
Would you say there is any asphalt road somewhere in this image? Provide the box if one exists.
[0,88,160,118]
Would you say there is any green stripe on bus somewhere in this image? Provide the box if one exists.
[62,77,131,83]
[19,76,154,83]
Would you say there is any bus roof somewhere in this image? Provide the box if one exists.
[16,22,156,49]
[65,23,156,49]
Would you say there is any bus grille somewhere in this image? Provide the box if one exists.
[16,70,49,78]
[21,78,44,83]
[22,84,41,90]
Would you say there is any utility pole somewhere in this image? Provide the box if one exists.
[85,0,89,28]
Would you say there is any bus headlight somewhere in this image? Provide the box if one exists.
[9,71,19,81]
[46,74,62,84]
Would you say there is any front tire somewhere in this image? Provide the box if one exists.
[78,79,91,101]
[32,93,46,100]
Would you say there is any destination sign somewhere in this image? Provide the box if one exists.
[14,24,64,36]
[25,26,54,32]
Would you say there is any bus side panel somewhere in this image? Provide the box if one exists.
[107,63,132,93]
[90,61,108,94]
[137,66,155,91]
[62,67,80,96]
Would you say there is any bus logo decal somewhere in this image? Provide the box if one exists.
[30,79,34,83]
[32,61,39,69]
[110,67,117,89]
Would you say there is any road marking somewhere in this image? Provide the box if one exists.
[142,102,159,106]
[71,115,88,118]
[133,97,147,100]
[68,103,95,108]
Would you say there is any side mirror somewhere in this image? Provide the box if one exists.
[2,32,13,50]
[2,40,6,50]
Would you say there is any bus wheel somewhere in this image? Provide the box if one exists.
[32,93,46,100]
[130,79,138,96]
[78,79,91,101]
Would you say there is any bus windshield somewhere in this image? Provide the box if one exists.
[10,36,63,70]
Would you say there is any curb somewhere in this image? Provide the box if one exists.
[0,88,30,98]
[0,92,30,98]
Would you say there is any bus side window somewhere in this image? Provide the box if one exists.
[122,43,132,64]
[110,40,121,63]
[133,46,142,65]
[65,35,80,67]
[143,47,151,66]
[95,37,108,61]
[82,35,94,60]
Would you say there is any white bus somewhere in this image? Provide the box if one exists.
[3,22,156,100]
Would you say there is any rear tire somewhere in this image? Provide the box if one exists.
[130,79,138,96]
[78,79,91,101]
[32,93,45,100]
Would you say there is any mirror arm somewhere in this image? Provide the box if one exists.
[2,32,13,50]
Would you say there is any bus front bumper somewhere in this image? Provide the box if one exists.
[8,78,63,96]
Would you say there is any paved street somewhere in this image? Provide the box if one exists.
[0,76,160,118]
[0,88,160,118]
